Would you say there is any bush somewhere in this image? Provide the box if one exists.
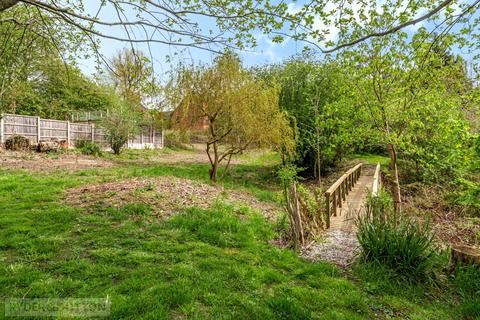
[75,139,102,156]
[448,178,480,215]
[164,130,192,149]
[355,190,440,282]
[4,135,31,151]
[102,104,140,155]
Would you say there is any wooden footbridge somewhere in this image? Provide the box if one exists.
[324,163,381,231]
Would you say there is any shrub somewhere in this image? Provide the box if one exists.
[75,139,102,156]
[277,165,323,250]
[355,190,440,282]
[4,135,31,151]
[164,130,192,149]
[102,104,140,155]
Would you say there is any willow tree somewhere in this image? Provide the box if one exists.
[167,53,294,182]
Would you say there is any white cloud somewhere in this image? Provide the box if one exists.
[243,33,281,62]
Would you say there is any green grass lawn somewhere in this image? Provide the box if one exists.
[0,150,468,319]
[351,153,391,167]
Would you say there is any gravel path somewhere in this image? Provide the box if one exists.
[302,230,360,267]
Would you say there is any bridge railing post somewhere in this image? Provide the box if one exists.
[338,188,342,209]
[372,163,381,196]
[324,163,363,229]
[325,193,330,228]
[332,192,337,217]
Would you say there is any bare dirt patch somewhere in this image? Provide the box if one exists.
[119,145,244,166]
[65,176,282,220]
[141,149,212,165]
[0,150,113,171]
[402,183,480,248]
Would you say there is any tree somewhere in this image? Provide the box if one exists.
[102,103,140,155]
[2,0,477,57]
[1,0,285,54]
[1,56,119,119]
[167,52,294,182]
[0,5,84,104]
[341,27,477,212]
[107,48,156,110]
[260,57,369,182]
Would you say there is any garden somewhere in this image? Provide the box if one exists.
[1,0,480,319]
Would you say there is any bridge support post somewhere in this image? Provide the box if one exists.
[338,189,342,209]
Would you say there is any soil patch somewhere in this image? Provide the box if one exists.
[65,176,282,220]
[118,145,244,166]
[402,183,480,248]
[0,150,113,171]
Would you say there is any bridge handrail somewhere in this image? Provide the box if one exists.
[371,163,381,196]
[324,163,363,228]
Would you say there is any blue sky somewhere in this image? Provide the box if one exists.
[75,1,475,81]
[76,2,305,79]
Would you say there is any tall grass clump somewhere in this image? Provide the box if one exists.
[356,190,440,282]
[453,264,480,318]
[75,139,102,156]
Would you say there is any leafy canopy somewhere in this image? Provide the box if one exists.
[167,52,294,181]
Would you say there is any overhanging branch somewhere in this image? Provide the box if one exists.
[323,0,456,53]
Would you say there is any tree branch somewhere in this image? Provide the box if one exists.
[323,0,455,53]
[0,0,19,12]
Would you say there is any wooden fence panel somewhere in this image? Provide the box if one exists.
[154,131,163,148]
[141,126,153,144]
[40,119,68,140]
[130,134,141,144]
[93,127,108,146]
[1,113,163,150]
[3,114,39,143]
[70,123,92,144]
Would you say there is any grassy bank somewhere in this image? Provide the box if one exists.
[0,150,469,319]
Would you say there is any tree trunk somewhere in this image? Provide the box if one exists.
[314,99,321,186]
[293,182,305,247]
[221,153,233,178]
[0,0,19,12]
[210,162,218,182]
[210,160,219,182]
[387,143,402,213]
[209,142,219,182]
[316,148,321,186]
